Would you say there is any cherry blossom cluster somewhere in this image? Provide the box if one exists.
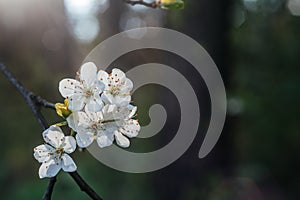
[33,62,140,178]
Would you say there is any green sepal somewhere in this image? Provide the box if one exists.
[55,121,68,127]
[70,129,77,137]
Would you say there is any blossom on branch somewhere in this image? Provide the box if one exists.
[59,62,104,112]
[33,125,77,178]
[98,68,133,107]
[67,104,140,148]
[35,62,140,180]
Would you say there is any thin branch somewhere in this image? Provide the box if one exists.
[0,63,54,129]
[42,177,57,200]
[32,95,56,109]
[0,63,56,198]
[0,63,103,200]
[123,0,158,8]
[70,172,103,200]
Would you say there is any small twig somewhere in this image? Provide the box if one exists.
[123,0,158,8]
[0,63,103,200]
[32,95,56,109]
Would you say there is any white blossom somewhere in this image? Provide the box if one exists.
[33,125,77,178]
[67,104,140,148]
[59,62,104,112]
[114,105,140,147]
[98,68,133,107]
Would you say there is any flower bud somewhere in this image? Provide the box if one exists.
[55,99,72,118]
[156,0,184,9]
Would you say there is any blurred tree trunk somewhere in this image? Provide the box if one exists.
[152,0,233,199]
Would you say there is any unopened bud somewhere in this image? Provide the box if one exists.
[156,0,184,10]
[55,99,72,118]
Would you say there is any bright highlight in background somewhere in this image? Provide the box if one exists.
[287,0,300,16]
[64,0,109,43]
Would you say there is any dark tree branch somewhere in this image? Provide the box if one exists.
[0,63,55,129]
[42,177,57,200]
[69,172,103,200]
[0,63,56,199]
[123,0,158,8]
[0,63,103,200]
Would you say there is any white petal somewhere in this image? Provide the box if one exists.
[68,94,86,111]
[117,95,131,107]
[63,136,76,153]
[110,106,131,122]
[99,105,127,127]
[104,94,130,107]
[96,112,104,121]
[127,105,137,118]
[91,81,104,95]
[86,95,104,112]
[101,92,114,105]
[83,106,100,122]
[119,119,140,138]
[101,104,123,123]
[39,159,61,178]
[33,144,54,163]
[76,111,92,128]
[76,131,95,148]
[100,104,117,116]
[42,125,64,148]
[103,122,120,133]
[120,78,133,93]
[97,70,109,84]
[114,131,130,148]
[61,154,77,172]
[67,112,92,133]
[105,104,117,113]
[96,131,114,148]
[101,92,131,106]
[66,113,77,131]
[111,68,126,80]
[59,79,80,98]
[80,62,97,87]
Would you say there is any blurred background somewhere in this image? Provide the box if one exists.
[0,0,300,199]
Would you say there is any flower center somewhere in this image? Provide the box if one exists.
[109,85,120,96]
[85,89,92,97]
[91,123,98,129]
[55,147,64,156]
